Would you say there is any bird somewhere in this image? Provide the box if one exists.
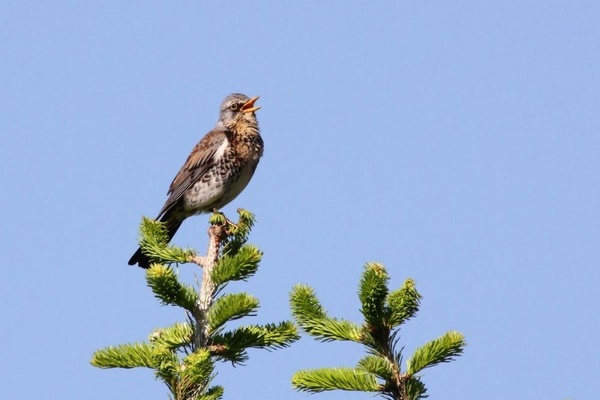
[128,93,264,268]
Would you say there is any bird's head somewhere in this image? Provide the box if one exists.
[217,93,260,130]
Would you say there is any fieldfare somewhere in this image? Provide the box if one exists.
[128,93,264,268]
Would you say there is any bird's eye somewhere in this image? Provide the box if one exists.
[230,103,239,111]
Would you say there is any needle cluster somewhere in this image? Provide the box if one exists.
[91,210,298,400]
[290,263,466,400]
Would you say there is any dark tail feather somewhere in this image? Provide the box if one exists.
[127,247,150,268]
[127,216,184,268]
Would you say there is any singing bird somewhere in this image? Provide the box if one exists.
[128,93,264,268]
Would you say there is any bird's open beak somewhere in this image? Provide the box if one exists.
[241,96,261,113]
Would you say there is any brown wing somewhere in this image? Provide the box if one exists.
[156,129,230,218]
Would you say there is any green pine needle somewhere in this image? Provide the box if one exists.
[211,245,262,286]
[149,322,193,351]
[223,209,255,255]
[139,217,192,264]
[146,264,198,312]
[357,355,394,382]
[236,208,255,227]
[290,266,465,399]
[302,318,363,343]
[290,285,362,342]
[209,212,228,226]
[153,346,180,383]
[208,293,260,334]
[181,349,215,386]
[290,285,327,321]
[210,322,299,364]
[199,385,224,400]
[91,342,155,369]
[359,263,390,326]
[227,209,255,240]
[404,376,428,400]
[210,209,256,256]
[292,368,380,393]
[94,210,301,399]
[406,331,466,374]
[386,278,422,328]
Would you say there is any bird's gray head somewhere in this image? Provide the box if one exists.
[216,93,260,129]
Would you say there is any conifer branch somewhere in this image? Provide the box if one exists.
[139,217,192,264]
[180,349,215,387]
[91,342,155,369]
[292,368,380,393]
[221,208,255,255]
[197,385,224,400]
[290,263,465,400]
[210,245,262,286]
[357,355,394,381]
[211,322,299,364]
[402,377,427,400]
[153,346,181,384]
[290,284,362,342]
[92,209,298,399]
[208,292,260,334]
[359,262,390,326]
[149,323,194,351]
[190,222,227,350]
[406,331,466,374]
[385,279,421,328]
[146,264,198,312]
[289,284,328,320]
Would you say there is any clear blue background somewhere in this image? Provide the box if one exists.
[1,2,598,399]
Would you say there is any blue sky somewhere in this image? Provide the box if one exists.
[1,2,599,399]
